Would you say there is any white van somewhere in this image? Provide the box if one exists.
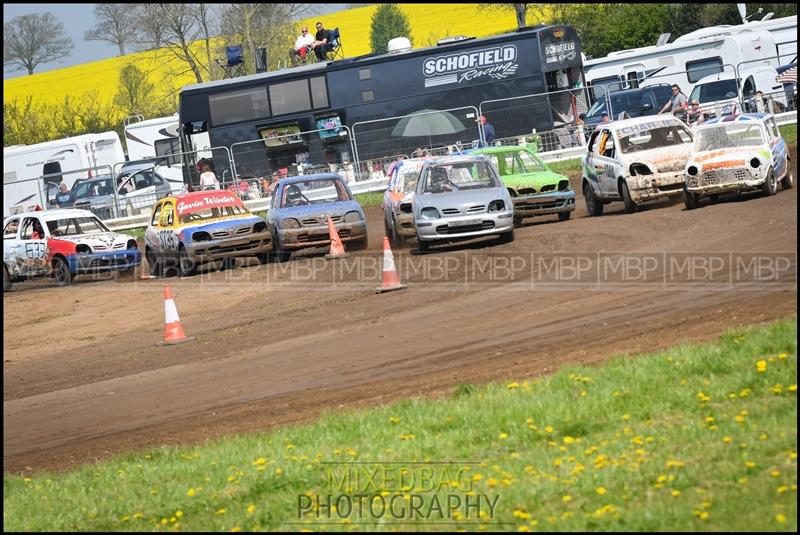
[689,66,788,117]
[123,115,185,192]
[3,132,125,217]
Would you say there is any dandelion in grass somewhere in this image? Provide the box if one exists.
[563,436,574,444]
[789,384,797,392]
[388,416,401,424]
[247,504,255,514]
[671,490,681,497]
[216,508,227,515]
[776,514,787,523]
[507,382,519,389]
[723,436,733,444]
[562,495,572,503]
[499,433,509,440]
[745,461,757,469]
[596,486,607,495]
[756,360,767,372]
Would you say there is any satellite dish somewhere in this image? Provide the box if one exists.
[761,12,774,21]
[656,33,671,47]
[737,3,747,23]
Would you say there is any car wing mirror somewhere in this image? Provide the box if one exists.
[641,102,653,112]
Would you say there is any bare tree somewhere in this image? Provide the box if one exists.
[220,3,312,74]
[3,13,74,75]
[84,4,137,56]
[479,3,547,30]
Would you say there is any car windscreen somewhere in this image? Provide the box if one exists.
[179,204,249,223]
[586,91,639,119]
[422,161,498,193]
[281,179,351,208]
[73,177,115,199]
[618,124,693,153]
[46,216,110,236]
[689,80,738,104]
[695,123,767,151]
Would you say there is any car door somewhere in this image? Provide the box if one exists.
[590,128,619,197]
[124,170,158,210]
[766,118,787,178]
[16,216,49,277]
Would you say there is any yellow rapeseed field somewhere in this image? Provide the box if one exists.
[3,4,546,111]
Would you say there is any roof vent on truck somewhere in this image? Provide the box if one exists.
[387,37,412,54]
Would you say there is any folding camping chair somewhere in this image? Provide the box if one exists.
[217,45,246,79]
[325,28,344,61]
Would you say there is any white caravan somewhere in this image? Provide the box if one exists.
[584,30,780,101]
[673,15,797,65]
[123,114,185,192]
[3,132,125,217]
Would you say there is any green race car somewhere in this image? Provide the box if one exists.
[471,144,576,224]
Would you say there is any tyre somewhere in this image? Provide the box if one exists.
[179,246,197,277]
[146,248,162,277]
[271,231,290,262]
[513,215,524,227]
[416,236,430,253]
[53,257,73,286]
[682,187,699,210]
[496,227,515,244]
[761,168,777,196]
[583,182,604,216]
[621,180,637,213]
[558,210,571,221]
[3,264,10,292]
[781,159,793,190]
[392,219,405,248]
[256,252,270,265]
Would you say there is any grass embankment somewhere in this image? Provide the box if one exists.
[4,320,797,531]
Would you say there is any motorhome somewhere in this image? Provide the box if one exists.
[584,30,780,102]
[123,114,185,191]
[3,132,125,216]
[673,15,797,65]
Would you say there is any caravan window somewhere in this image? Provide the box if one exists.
[686,57,723,84]
[155,138,181,166]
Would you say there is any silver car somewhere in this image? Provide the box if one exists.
[72,163,174,220]
[413,155,515,252]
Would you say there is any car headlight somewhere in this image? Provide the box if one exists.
[687,165,699,176]
[399,202,413,214]
[749,158,761,169]
[126,239,138,250]
[630,163,652,176]
[420,207,440,220]
[76,244,92,254]
[343,211,362,223]
[253,221,267,233]
[192,231,212,242]
[282,218,300,229]
[488,200,505,212]
[558,179,571,191]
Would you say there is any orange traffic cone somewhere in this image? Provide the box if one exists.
[324,216,349,259]
[375,237,407,293]
[158,285,195,345]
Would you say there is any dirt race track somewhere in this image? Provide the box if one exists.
[4,164,797,475]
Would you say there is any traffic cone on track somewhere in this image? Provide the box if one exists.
[375,237,407,294]
[158,285,195,346]
[324,216,349,259]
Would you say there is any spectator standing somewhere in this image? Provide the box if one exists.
[478,115,496,145]
[55,182,75,207]
[312,21,334,61]
[288,26,315,67]
[601,112,610,123]
[197,160,219,190]
[659,84,688,115]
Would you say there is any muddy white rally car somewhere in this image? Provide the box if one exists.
[3,208,141,290]
[581,115,695,215]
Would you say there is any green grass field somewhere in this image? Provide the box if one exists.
[4,320,796,531]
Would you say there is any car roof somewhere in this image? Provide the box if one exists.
[470,145,536,154]
[423,154,490,166]
[169,190,244,203]
[605,114,685,130]
[279,173,344,185]
[119,162,157,173]
[701,112,772,126]
[4,208,97,221]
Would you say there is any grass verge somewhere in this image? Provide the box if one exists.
[3,320,796,531]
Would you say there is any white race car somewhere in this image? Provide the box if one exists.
[581,115,695,215]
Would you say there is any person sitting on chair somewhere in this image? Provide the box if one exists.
[289,26,315,67]
[311,21,335,61]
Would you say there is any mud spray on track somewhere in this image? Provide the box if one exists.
[3,166,797,474]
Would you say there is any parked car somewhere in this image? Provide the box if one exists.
[689,67,788,118]
[582,84,673,126]
[683,113,793,209]
[143,190,272,277]
[267,174,367,261]
[3,208,141,290]
[581,115,695,215]
[412,155,514,252]
[470,144,575,224]
[382,158,426,247]
[71,163,174,220]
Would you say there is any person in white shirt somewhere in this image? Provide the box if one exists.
[288,26,315,67]
[197,160,219,190]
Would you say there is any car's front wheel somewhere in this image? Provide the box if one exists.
[179,246,197,277]
[781,159,793,190]
[3,264,10,292]
[53,257,73,286]
[146,248,161,277]
[271,231,291,262]
[683,187,700,210]
[762,168,777,196]
[621,180,637,213]
[583,182,604,216]
[496,227,515,244]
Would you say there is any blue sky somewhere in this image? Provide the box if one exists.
[3,3,351,79]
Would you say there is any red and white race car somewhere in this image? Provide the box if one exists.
[3,208,141,290]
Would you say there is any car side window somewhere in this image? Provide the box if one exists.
[134,171,154,190]
[3,218,20,239]
[151,202,164,226]
[768,119,780,140]
[587,130,600,153]
[152,172,165,186]
[162,202,174,226]
[21,217,42,239]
